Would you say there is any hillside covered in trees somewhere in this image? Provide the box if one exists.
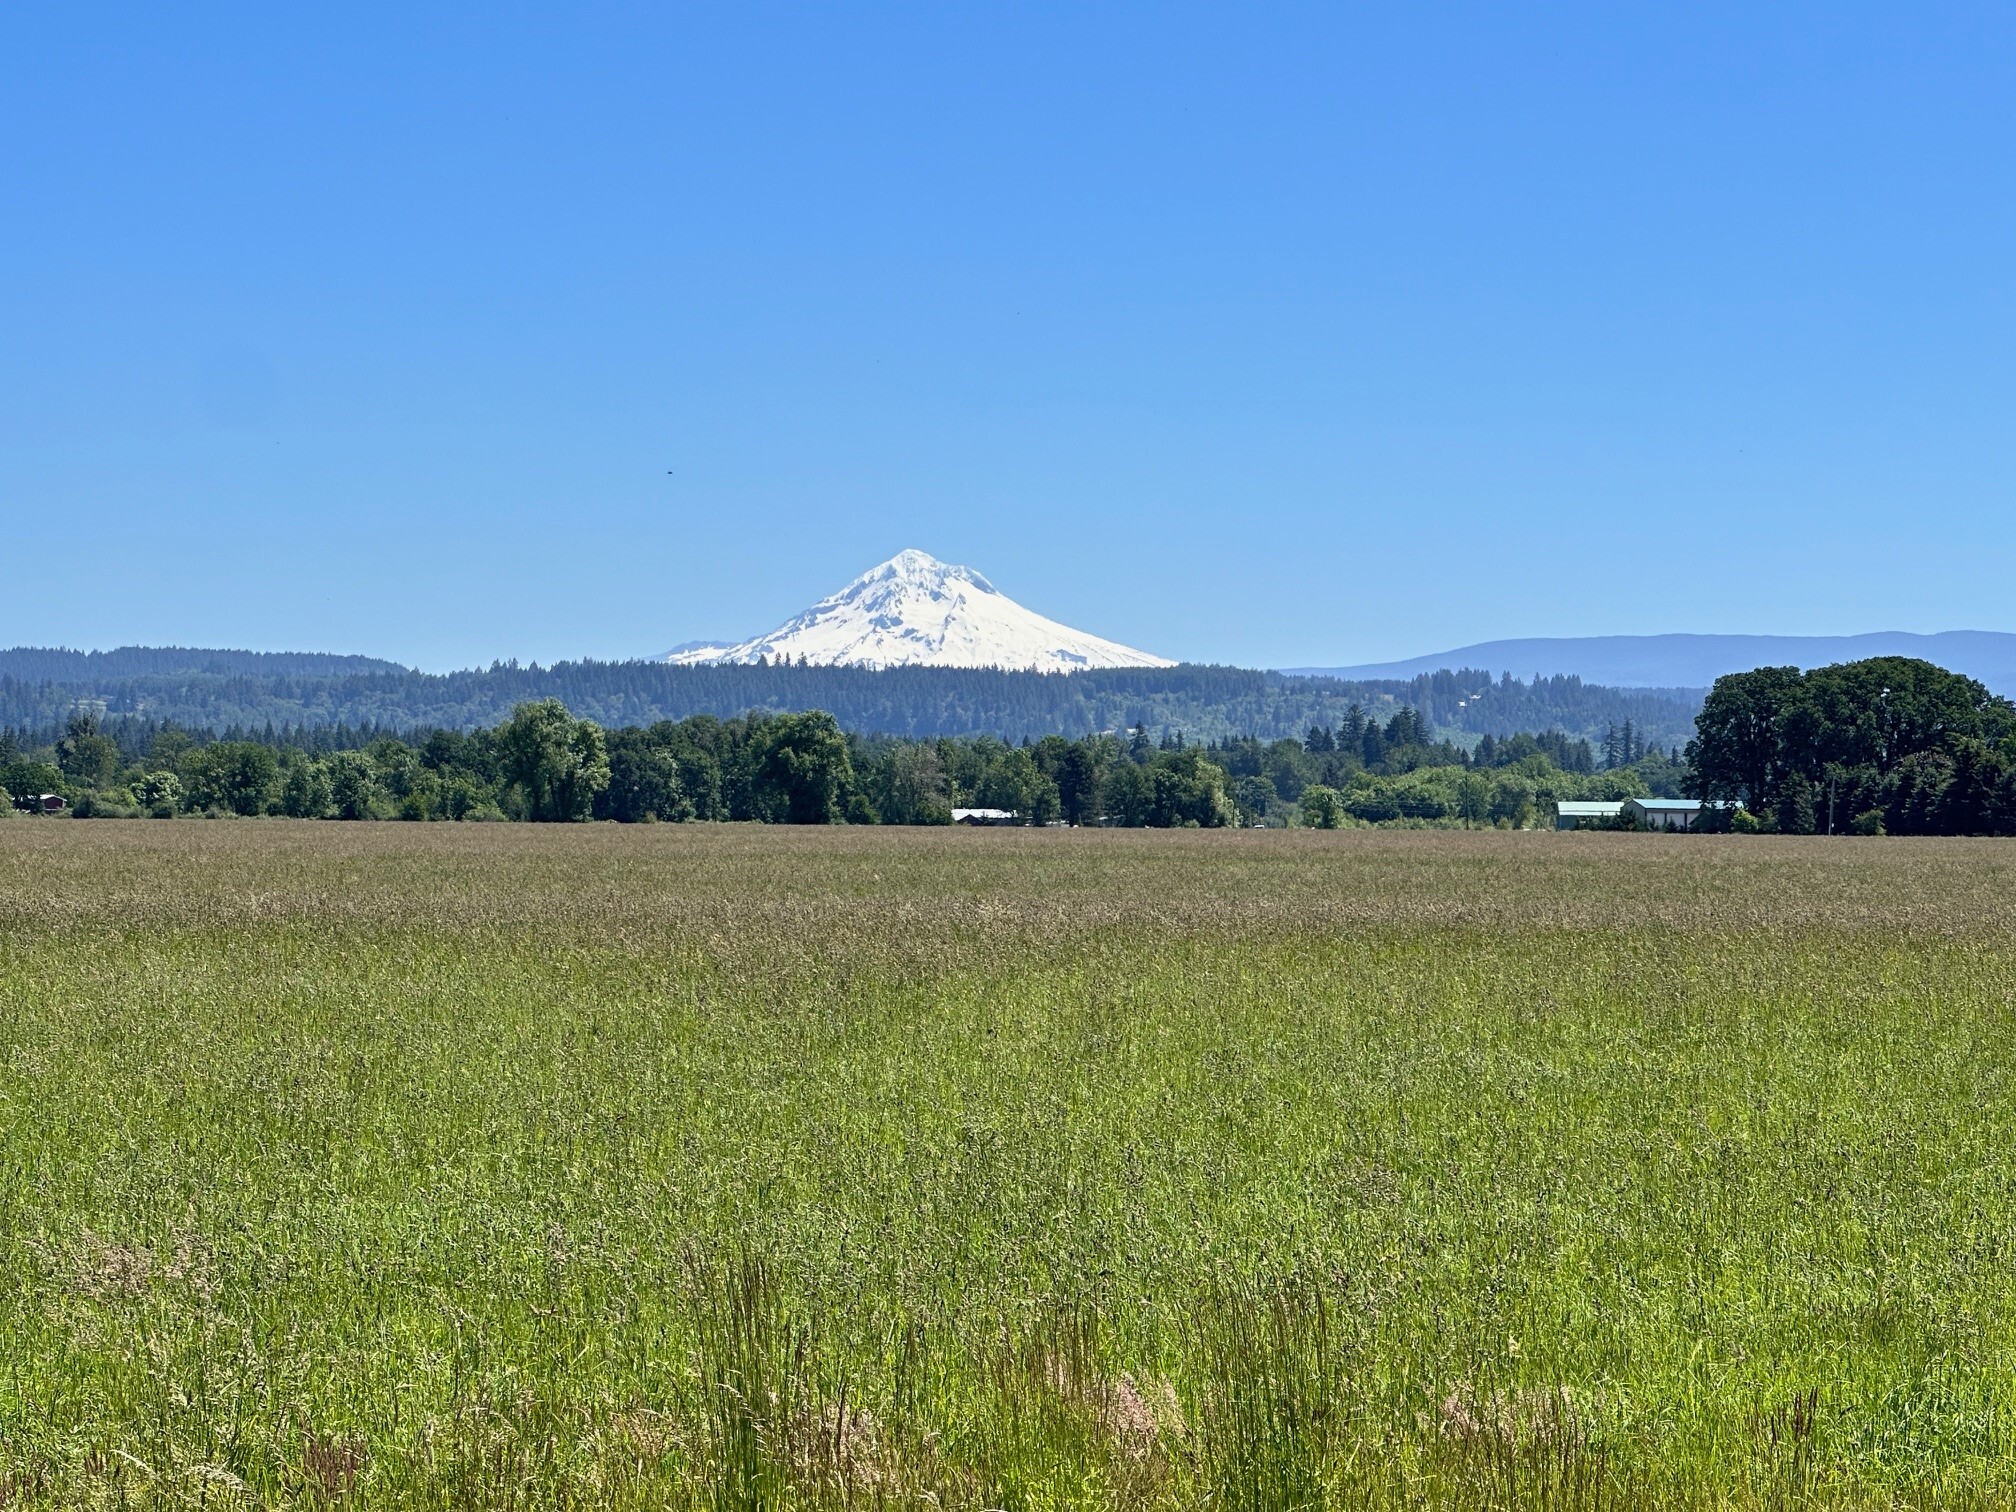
[0,646,407,680]
[0,650,1703,751]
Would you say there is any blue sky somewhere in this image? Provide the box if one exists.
[4,4,2011,670]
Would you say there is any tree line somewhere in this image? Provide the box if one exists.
[0,653,1704,750]
[13,654,2010,833]
[3,700,1669,829]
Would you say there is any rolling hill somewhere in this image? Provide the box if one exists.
[1291,631,2016,696]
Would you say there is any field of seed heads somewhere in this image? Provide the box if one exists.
[3,820,2016,1508]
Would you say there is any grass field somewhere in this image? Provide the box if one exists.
[3,823,2016,1508]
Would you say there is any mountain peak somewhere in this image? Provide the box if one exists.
[848,549,996,597]
[665,551,1173,672]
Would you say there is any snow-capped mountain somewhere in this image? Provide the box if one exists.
[664,550,1175,673]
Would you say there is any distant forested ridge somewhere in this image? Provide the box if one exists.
[0,651,1703,749]
[0,646,407,680]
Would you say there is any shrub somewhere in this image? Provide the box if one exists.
[1299,785,1345,829]
[132,770,184,813]
[70,794,142,819]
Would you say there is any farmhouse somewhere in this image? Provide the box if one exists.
[14,793,67,815]
[1624,797,1706,831]
[1555,800,1624,829]
[951,808,1018,826]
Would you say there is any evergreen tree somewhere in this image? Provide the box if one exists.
[1774,772,1818,835]
[1360,719,1387,770]
[56,712,121,789]
[1056,743,1104,825]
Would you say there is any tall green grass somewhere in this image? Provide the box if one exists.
[1,824,2014,1506]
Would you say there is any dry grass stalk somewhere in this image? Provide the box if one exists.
[790,1399,897,1494]
[1437,1381,1592,1450]
[612,1408,681,1460]
[43,1228,215,1301]
[303,1432,367,1499]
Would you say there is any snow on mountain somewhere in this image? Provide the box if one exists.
[663,550,1175,673]
[656,639,735,660]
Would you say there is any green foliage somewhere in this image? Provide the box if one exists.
[1104,759,1153,826]
[0,695,1680,832]
[0,759,63,805]
[497,699,612,822]
[861,739,953,825]
[131,769,182,816]
[1688,664,1808,815]
[278,760,332,819]
[182,741,279,816]
[55,712,121,789]
[1456,773,1492,828]
[66,790,142,819]
[326,751,380,819]
[978,747,1059,825]
[1488,776,1535,829]
[598,727,694,823]
[747,711,854,824]
[1299,784,1345,829]
[1774,773,1818,836]
[1148,748,1236,828]
[1690,657,2016,834]
[1054,740,1103,826]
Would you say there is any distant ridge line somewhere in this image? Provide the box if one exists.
[1288,630,2016,697]
[0,657,1703,749]
[0,646,411,680]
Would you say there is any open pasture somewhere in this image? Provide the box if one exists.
[3,823,2016,1508]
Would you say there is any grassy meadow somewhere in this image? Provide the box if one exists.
[3,822,2016,1508]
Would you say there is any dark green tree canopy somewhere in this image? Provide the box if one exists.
[748,711,854,824]
[1689,658,2016,835]
[497,700,612,822]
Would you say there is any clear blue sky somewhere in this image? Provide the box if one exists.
[4,4,2011,670]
